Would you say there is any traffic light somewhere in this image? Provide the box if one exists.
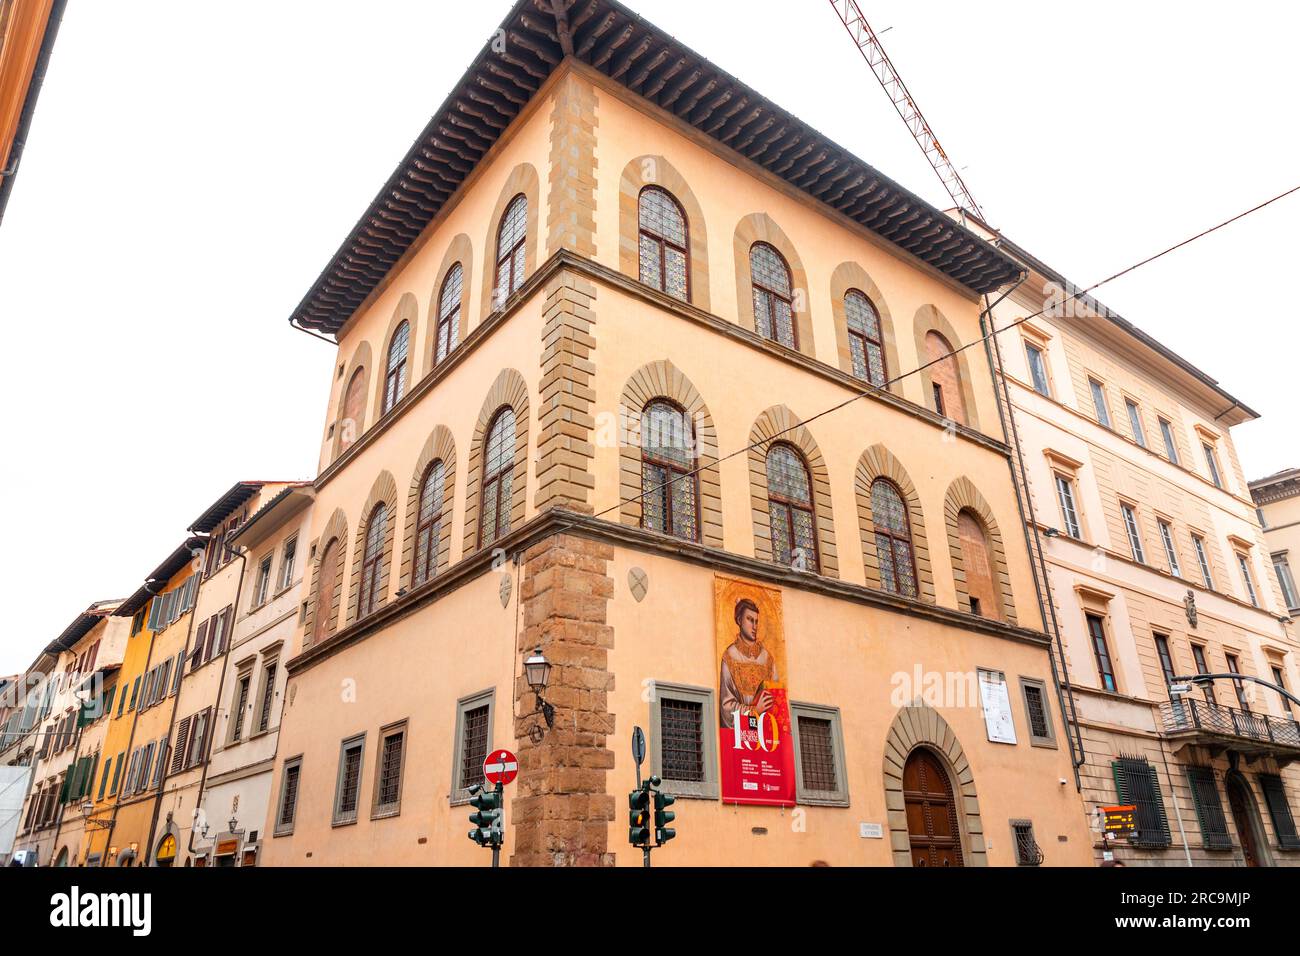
[628,786,651,847]
[467,783,503,847]
[654,788,677,845]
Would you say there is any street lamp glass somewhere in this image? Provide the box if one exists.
[524,648,551,692]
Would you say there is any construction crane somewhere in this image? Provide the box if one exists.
[827,0,985,222]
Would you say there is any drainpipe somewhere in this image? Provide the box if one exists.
[980,285,1085,788]
[183,540,248,863]
[143,549,212,865]
[288,315,338,346]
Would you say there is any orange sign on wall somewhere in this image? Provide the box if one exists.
[713,574,795,806]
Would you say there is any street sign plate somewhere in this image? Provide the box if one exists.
[632,726,646,767]
[483,748,518,785]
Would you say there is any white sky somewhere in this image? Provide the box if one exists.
[1,1,1296,674]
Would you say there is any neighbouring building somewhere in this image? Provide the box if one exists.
[261,0,1095,868]
[1251,469,1300,620]
[0,0,65,224]
[10,601,127,866]
[189,483,313,866]
[146,481,299,867]
[981,230,1300,866]
[0,650,55,865]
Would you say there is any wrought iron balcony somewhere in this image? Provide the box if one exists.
[1160,698,1300,761]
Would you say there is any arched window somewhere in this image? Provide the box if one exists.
[358,504,388,618]
[435,263,463,365]
[339,368,366,452]
[480,407,517,547]
[641,399,698,541]
[925,331,966,424]
[845,289,887,386]
[957,509,998,619]
[382,322,410,414]
[413,460,446,585]
[312,537,340,644]
[871,478,917,597]
[638,187,689,302]
[494,194,528,306]
[750,242,796,348]
[766,443,818,571]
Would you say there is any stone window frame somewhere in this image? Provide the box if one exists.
[303,508,349,648]
[829,261,900,394]
[732,213,814,357]
[479,163,539,322]
[451,688,494,806]
[344,472,398,626]
[272,755,302,837]
[331,733,366,828]
[399,425,457,591]
[618,154,710,311]
[943,477,1017,624]
[882,702,988,867]
[424,234,474,376]
[370,718,408,821]
[790,700,850,807]
[855,445,935,603]
[648,680,718,801]
[1018,677,1057,749]
[332,342,373,461]
[618,360,723,549]
[374,292,419,418]
[914,306,981,432]
[463,369,530,558]
[1019,321,1055,399]
[747,405,839,579]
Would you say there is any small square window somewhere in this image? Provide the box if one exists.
[649,681,718,800]
[1011,819,1043,866]
[451,690,494,805]
[274,756,302,836]
[790,702,849,806]
[372,720,407,820]
[1019,678,1056,748]
[332,735,365,826]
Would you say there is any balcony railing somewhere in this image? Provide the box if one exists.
[1160,698,1300,750]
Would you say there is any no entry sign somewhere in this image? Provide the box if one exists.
[483,748,518,786]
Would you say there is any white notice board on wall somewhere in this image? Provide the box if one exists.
[978,669,1018,744]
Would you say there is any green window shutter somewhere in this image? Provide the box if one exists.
[58,773,70,804]
[1185,767,1232,849]
[1260,774,1300,850]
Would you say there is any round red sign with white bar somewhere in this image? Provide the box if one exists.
[483,748,518,785]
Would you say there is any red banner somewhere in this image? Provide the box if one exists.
[714,575,795,806]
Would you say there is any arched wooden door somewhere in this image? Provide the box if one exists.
[903,748,964,867]
[1226,773,1265,867]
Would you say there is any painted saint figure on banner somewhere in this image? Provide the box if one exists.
[720,598,777,727]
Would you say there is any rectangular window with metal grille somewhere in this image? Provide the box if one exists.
[373,726,405,818]
[1259,774,1300,849]
[1185,766,1232,849]
[660,697,705,783]
[1023,682,1051,742]
[796,715,836,793]
[1113,755,1172,847]
[276,759,301,834]
[459,704,489,792]
[1012,821,1043,866]
[333,738,364,826]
